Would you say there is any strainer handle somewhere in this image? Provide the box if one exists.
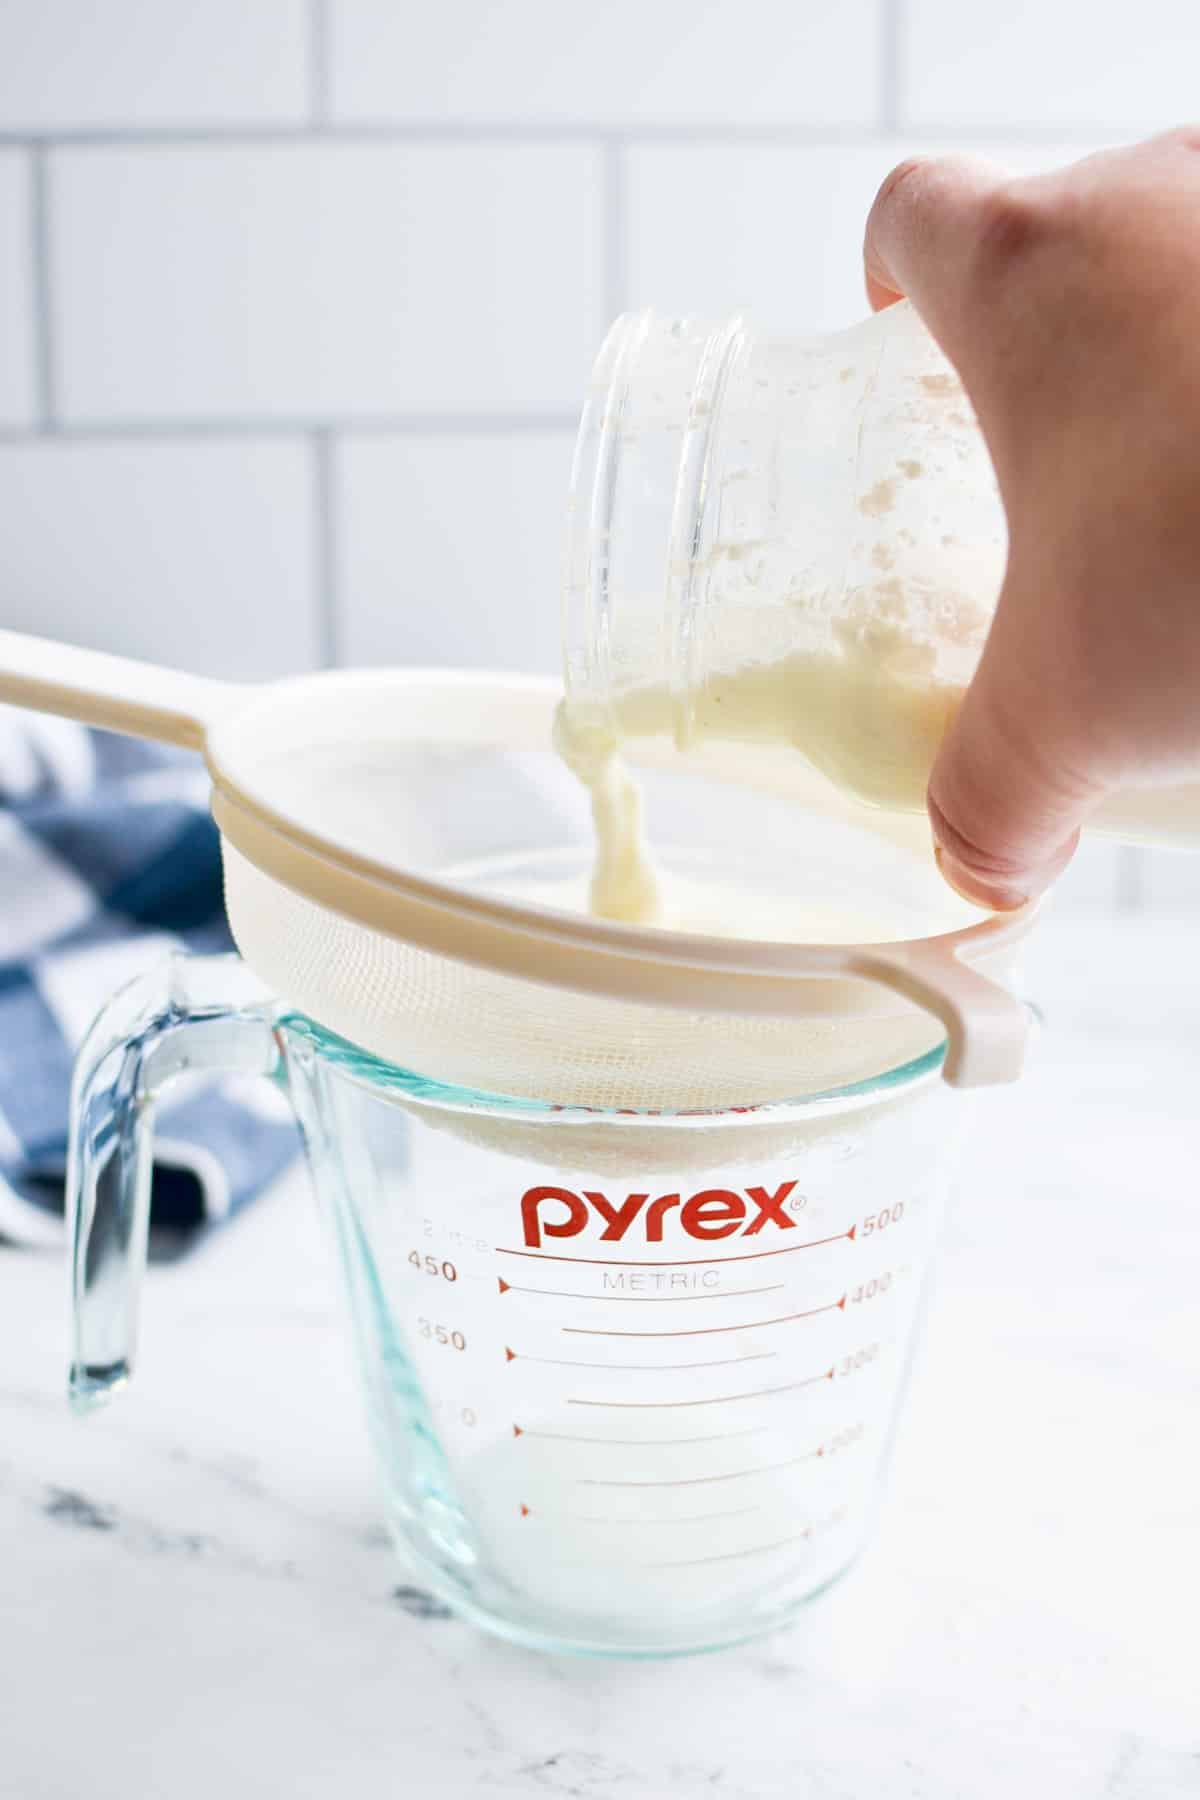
[67,954,283,1413]
[849,936,1032,1088]
[0,627,237,748]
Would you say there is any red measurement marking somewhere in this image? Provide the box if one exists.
[505,1346,516,1362]
[569,1368,835,1409]
[564,1296,846,1339]
[519,1504,530,1518]
[497,1280,786,1303]
[507,1351,777,1372]
[648,1528,814,1568]
[512,1426,766,1446]
[495,1227,855,1269]
[572,1506,761,1527]
[578,1445,825,1489]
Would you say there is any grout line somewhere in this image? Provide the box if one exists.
[312,429,339,667]
[1114,845,1146,915]
[308,0,331,127]
[602,137,628,321]
[0,122,1142,152]
[0,414,578,444]
[28,147,57,430]
[880,0,904,134]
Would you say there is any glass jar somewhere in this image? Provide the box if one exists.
[561,302,1200,845]
[562,300,1006,815]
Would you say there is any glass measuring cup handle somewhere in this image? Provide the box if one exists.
[66,952,282,1413]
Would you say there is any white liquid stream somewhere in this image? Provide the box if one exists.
[556,648,1200,928]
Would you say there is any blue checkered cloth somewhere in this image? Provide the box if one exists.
[0,709,298,1253]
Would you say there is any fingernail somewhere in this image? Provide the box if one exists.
[933,844,1029,913]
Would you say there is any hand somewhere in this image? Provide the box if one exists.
[864,130,1200,908]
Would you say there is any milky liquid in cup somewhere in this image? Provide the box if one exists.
[427,747,955,1628]
[408,1050,956,1640]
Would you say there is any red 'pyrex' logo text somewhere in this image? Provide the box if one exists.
[519,1181,799,1249]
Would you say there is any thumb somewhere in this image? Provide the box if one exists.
[863,153,1012,357]
[927,584,1104,911]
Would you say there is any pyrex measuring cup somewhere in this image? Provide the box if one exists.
[71,946,975,1657]
[8,631,1034,1651]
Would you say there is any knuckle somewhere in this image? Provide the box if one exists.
[1159,122,1200,155]
[870,154,968,238]
[874,155,935,215]
[927,789,1032,884]
[969,181,1056,278]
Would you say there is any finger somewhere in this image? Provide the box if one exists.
[863,154,1012,350]
[927,586,1105,910]
[864,267,903,313]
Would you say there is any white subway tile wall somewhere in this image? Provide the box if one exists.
[0,154,34,427]
[0,0,309,131]
[1,0,1197,910]
[627,145,897,334]
[1141,849,1200,915]
[329,0,883,127]
[52,143,604,421]
[0,440,318,678]
[337,432,573,673]
[903,0,1200,131]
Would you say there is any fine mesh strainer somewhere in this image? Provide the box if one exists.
[0,629,1033,1104]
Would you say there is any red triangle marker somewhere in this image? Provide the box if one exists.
[846,1225,857,1241]
[498,1277,510,1295]
[519,1503,530,1518]
[505,1346,516,1362]
[837,1294,847,1310]
[825,1368,835,1380]
[512,1423,523,1438]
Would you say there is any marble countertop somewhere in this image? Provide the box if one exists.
[2,914,1198,1800]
